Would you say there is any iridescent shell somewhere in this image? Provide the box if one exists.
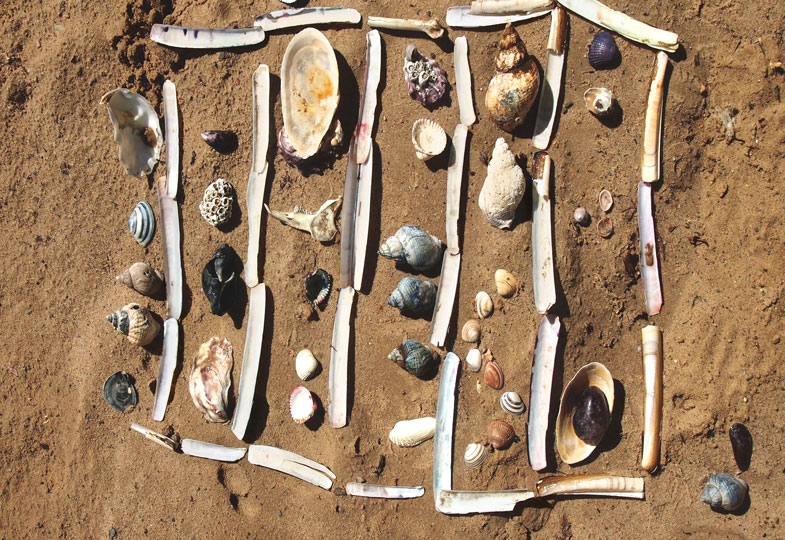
[388,339,439,379]
[487,419,515,450]
[289,386,317,424]
[128,200,155,247]
[201,243,239,315]
[464,443,488,468]
[701,474,748,512]
[403,45,448,108]
[389,417,436,447]
[106,303,161,346]
[599,189,614,212]
[597,217,614,238]
[304,269,333,308]
[116,262,164,297]
[199,178,234,227]
[588,31,620,70]
[478,138,525,229]
[189,337,234,423]
[100,88,162,177]
[388,277,437,317]
[378,225,443,272]
[103,371,138,413]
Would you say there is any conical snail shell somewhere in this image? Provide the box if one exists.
[701,474,748,512]
[475,291,494,319]
[388,339,440,380]
[485,24,540,132]
[495,269,519,297]
[106,303,161,346]
[388,277,437,317]
[378,225,444,272]
[478,138,525,229]
[128,200,156,247]
[295,349,320,381]
[116,262,165,297]
[464,443,488,468]
[461,319,481,343]
[487,419,515,450]
[189,337,233,423]
[389,417,436,447]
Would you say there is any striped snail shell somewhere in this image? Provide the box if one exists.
[500,391,524,415]
[464,443,488,468]
[128,200,156,247]
[487,419,515,450]
[388,277,437,317]
[106,303,161,346]
[701,474,748,512]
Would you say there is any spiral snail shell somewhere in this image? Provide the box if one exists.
[464,443,488,468]
[128,200,156,247]
[116,262,165,297]
[388,277,437,318]
[701,474,748,512]
[487,419,515,450]
[106,303,161,346]
[378,225,444,272]
[388,339,440,380]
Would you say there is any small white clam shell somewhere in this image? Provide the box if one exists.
[128,200,155,247]
[475,291,493,319]
[500,391,525,415]
[389,417,436,447]
[289,386,316,424]
[599,189,613,212]
[295,349,320,381]
[465,348,482,372]
[464,442,488,468]
[411,119,447,160]
[100,88,163,177]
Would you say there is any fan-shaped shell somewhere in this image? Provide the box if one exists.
[281,28,340,160]
[556,362,615,464]
[500,391,524,415]
[378,225,443,271]
[289,385,317,424]
[295,349,320,381]
[475,291,494,319]
[128,201,156,247]
[495,269,519,297]
[584,87,614,117]
[487,419,515,450]
[465,348,482,372]
[189,337,234,423]
[389,417,436,447]
[100,88,162,177]
[116,262,164,297]
[388,277,437,317]
[588,31,620,70]
[103,371,138,413]
[388,339,439,379]
[485,360,504,390]
[478,138,525,229]
[106,303,161,346]
[411,118,447,160]
[464,443,488,468]
[701,474,748,512]
[461,319,481,343]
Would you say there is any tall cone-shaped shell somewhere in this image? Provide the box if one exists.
[485,24,540,132]
[281,28,340,160]
[478,138,525,229]
[189,337,234,423]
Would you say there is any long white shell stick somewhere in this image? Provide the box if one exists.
[367,16,445,39]
[130,423,179,452]
[162,80,179,199]
[346,483,425,499]
[527,314,560,471]
[245,65,270,289]
[231,284,267,440]
[353,150,373,290]
[429,124,467,347]
[436,490,536,514]
[181,439,247,462]
[535,474,645,499]
[641,325,662,473]
[355,30,382,165]
[156,177,182,320]
[254,8,362,32]
[531,152,556,314]
[340,139,359,288]
[556,0,678,52]
[641,51,669,184]
[150,25,266,49]
[247,445,335,490]
[453,37,476,127]
[532,7,568,149]
[152,318,178,422]
[446,5,551,27]
[471,0,553,15]
[433,352,460,508]
[637,182,662,315]
[328,287,355,428]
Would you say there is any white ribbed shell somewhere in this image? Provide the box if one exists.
[389,417,436,447]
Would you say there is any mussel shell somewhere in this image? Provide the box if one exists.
[588,31,620,70]
[388,339,439,380]
[304,269,333,309]
[128,200,156,247]
[487,419,515,450]
[201,243,240,315]
[103,371,138,413]
[201,130,238,154]
[378,225,443,272]
[701,473,748,512]
[403,45,449,108]
[500,391,524,415]
[572,386,611,446]
[485,360,504,390]
[388,277,437,317]
[116,262,164,297]
[729,423,752,472]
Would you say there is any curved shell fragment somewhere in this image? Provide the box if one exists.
[100,88,162,177]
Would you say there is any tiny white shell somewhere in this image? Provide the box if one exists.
[389,417,436,447]
[295,349,320,381]
[574,206,590,225]
[599,189,613,212]
[411,119,447,160]
[466,348,482,372]
[500,391,525,415]
[475,291,494,319]
[289,386,316,424]
[464,442,488,468]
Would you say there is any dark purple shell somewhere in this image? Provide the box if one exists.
[403,45,448,108]
[201,130,238,154]
[588,31,620,70]
[277,127,339,176]
[729,423,752,472]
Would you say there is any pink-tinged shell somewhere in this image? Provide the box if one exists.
[189,337,234,423]
[485,360,504,390]
[289,386,317,424]
[403,45,449,108]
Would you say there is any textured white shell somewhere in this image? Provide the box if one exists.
[100,88,162,177]
[475,291,493,319]
[478,138,525,229]
[389,417,436,447]
[466,348,482,372]
[464,442,488,468]
[411,118,447,160]
[199,178,234,227]
[289,386,316,424]
[281,28,340,159]
[295,349,319,381]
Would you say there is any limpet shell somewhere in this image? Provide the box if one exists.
[461,319,481,343]
[597,217,614,238]
[500,391,524,415]
[103,371,138,413]
[599,189,614,212]
[465,348,482,372]
[485,360,504,390]
[295,349,320,381]
[106,303,161,347]
[116,262,165,297]
[464,443,488,468]
[289,386,317,424]
[128,200,156,247]
[487,419,515,450]
[475,291,494,319]
[494,269,518,297]
[411,119,447,160]
[389,417,436,447]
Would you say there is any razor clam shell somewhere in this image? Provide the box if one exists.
[156,177,182,320]
[353,149,373,290]
[328,287,355,428]
[254,8,362,32]
[527,314,560,471]
[245,65,270,289]
[531,152,556,314]
[150,24,266,49]
[355,30,382,165]
[532,7,568,150]
[454,37,476,127]
[181,439,247,462]
[346,483,425,499]
[445,5,551,27]
[436,490,536,514]
[433,352,460,506]
[248,445,335,490]
[230,284,267,440]
[641,52,668,184]
[389,417,436,447]
[130,422,180,452]
[429,124,467,347]
[340,138,359,288]
[152,318,178,422]
[162,80,179,199]
[471,0,553,15]
[641,325,662,473]
[638,182,663,315]
[535,474,645,499]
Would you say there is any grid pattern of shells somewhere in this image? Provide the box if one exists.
[199,178,234,227]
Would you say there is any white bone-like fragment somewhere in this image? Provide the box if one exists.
[641,325,662,473]
[471,0,553,14]
[152,318,178,422]
[130,423,179,452]
[637,182,662,315]
[231,284,267,440]
[556,0,678,52]
[254,8,362,32]
[531,152,556,314]
[433,352,460,508]
[446,5,551,27]
[150,25,266,49]
[245,65,270,289]
[156,177,182,320]
[181,439,247,462]
[248,445,335,490]
[162,80,179,199]
[355,30,382,165]
[328,287,355,428]
[641,51,669,184]
[345,483,425,499]
[367,16,445,39]
[436,490,536,514]
[454,37,476,127]
[532,7,568,149]
[535,474,645,499]
[527,314,560,471]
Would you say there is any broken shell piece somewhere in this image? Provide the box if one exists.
[100,88,162,177]
[368,16,445,39]
[599,189,614,212]
[130,422,180,452]
[701,474,748,512]
[202,243,240,315]
[128,200,156,247]
[277,120,343,175]
[266,197,342,243]
[295,349,320,381]
[411,119,447,160]
[597,217,614,238]
[289,386,317,424]
[488,419,515,449]
[201,130,238,154]
[388,339,440,379]
[485,360,504,390]
[103,371,138,413]
[116,262,164,297]
[304,269,333,308]
[388,276,437,318]
[495,269,519,297]
[475,291,494,319]
[466,348,482,372]
[574,207,590,226]
[189,337,234,423]
[500,391,524,415]
[464,443,488,468]
[461,319,481,343]
[199,178,234,227]
[106,303,161,347]
[378,225,444,272]
[403,45,449,108]
[389,417,436,447]
[479,138,525,229]
[584,87,614,117]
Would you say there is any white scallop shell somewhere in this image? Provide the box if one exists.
[464,442,488,468]
[100,88,162,177]
[475,291,493,319]
[411,118,447,160]
[295,349,319,381]
[388,417,436,447]
[466,348,482,372]
[478,138,525,229]
[289,386,316,424]
[128,200,155,247]
[199,178,234,227]
[500,391,525,415]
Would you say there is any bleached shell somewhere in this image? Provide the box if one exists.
[281,28,340,159]
[599,189,614,212]
[475,291,494,319]
[478,138,525,229]
[106,303,161,346]
[584,87,614,117]
[495,269,519,297]
[465,348,483,372]
[295,349,319,381]
[199,178,234,227]
[116,262,164,297]
[461,319,481,343]
[289,385,317,424]
[100,88,162,177]
[464,443,488,468]
[128,200,156,247]
[189,337,233,423]
[500,391,524,415]
[389,417,436,447]
[411,119,447,160]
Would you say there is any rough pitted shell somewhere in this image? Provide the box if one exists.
[388,277,437,318]
[461,319,481,343]
[389,417,436,447]
[295,349,320,381]
[201,130,238,154]
[305,269,333,308]
[128,200,156,247]
[500,391,524,415]
[100,88,162,177]
[487,419,515,450]
[479,138,525,229]
[588,31,620,70]
[116,262,164,297]
[411,118,447,160]
[199,178,234,227]
[495,269,519,297]
[464,443,488,468]
[466,348,482,372]
[103,371,138,413]
[378,225,444,272]
[403,45,448,108]
[289,385,317,424]
[701,474,748,512]
[584,87,614,117]
[189,337,234,423]
[202,243,240,315]
[106,303,161,346]
[485,360,504,390]
[475,291,494,319]
[388,339,440,380]
[729,423,752,472]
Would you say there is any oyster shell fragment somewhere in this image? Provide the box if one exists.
[189,337,234,423]
[100,88,162,177]
[265,197,342,242]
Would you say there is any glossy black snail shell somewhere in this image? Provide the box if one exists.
[588,31,620,70]
[304,269,333,309]
[388,339,439,380]
[202,243,240,315]
[729,423,752,472]
[572,386,611,446]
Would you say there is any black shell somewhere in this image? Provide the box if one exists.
[103,371,138,413]
[388,339,439,379]
[588,31,620,70]
[729,423,752,472]
[201,130,238,154]
[572,386,611,445]
[304,269,333,309]
[201,243,240,315]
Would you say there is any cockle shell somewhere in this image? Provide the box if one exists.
[485,24,540,132]
[103,371,138,413]
[485,360,504,390]
[475,291,494,319]
[116,262,164,297]
[388,277,437,317]
[128,200,156,247]
[461,319,481,343]
[495,269,519,297]
[464,443,488,468]
[411,118,447,160]
[199,178,234,227]
[304,269,333,308]
[701,474,748,512]
[389,417,436,447]
[403,45,448,108]
[466,348,482,372]
[478,138,525,229]
[189,337,233,423]
[289,385,317,424]
[588,31,620,70]
[295,349,320,381]
[201,243,240,315]
[100,88,162,177]
[201,130,238,154]
[378,225,444,272]
[500,391,524,415]
[388,339,440,379]
[584,87,615,117]
[729,423,752,472]
[266,197,342,243]
[106,303,161,346]
[488,419,515,450]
